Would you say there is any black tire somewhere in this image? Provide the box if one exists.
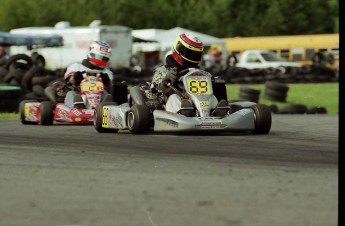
[307,106,327,114]
[251,104,272,134]
[264,88,288,99]
[40,101,54,125]
[0,67,8,80]
[4,54,33,70]
[21,66,46,90]
[94,102,119,133]
[269,104,279,114]
[9,62,30,80]
[315,106,327,114]
[239,86,261,95]
[3,71,16,83]
[32,53,46,67]
[239,86,261,102]
[263,93,287,102]
[265,81,289,92]
[19,100,39,125]
[32,84,45,97]
[31,75,57,86]
[238,92,259,103]
[127,104,151,134]
[312,52,327,66]
[279,104,308,114]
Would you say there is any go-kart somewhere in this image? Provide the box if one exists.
[93,68,272,134]
[19,70,113,125]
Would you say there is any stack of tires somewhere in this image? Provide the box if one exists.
[238,86,261,103]
[21,65,62,101]
[0,53,62,112]
[263,81,289,102]
[0,54,33,112]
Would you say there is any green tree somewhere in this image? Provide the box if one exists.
[0,0,339,37]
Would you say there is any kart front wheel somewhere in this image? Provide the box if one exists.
[127,104,150,134]
[94,102,119,133]
[19,100,39,125]
[40,101,54,125]
[251,104,272,134]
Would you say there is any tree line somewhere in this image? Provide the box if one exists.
[0,0,339,38]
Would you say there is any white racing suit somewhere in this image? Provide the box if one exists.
[152,65,219,113]
[63,62,113,108]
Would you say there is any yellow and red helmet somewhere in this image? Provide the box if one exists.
[172,33,204,66]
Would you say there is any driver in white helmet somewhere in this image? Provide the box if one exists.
[63,41,113,108]
[150,33,227,117]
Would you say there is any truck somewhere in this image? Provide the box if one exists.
[9,20,133,70]
[230,50,302,72]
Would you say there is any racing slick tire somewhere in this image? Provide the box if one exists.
[127,104,150,134]
[251,104,272,135]
[94,102,119,133]
[19,100,39,125]
[40,101,54,125]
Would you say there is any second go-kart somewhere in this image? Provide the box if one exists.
[94,68,272,134]
[19,70,114,125]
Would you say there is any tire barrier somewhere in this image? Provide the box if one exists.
[0,54,63,112]
[238,86,261,103]
[263,81,289,102]
[306,106,327,114]
[215,63,338,84]
[266,104,328,115]
[279,104,308,114]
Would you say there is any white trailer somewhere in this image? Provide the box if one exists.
[9,21,133,69]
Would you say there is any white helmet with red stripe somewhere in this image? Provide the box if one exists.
[172,33,204,66]
[87,41,111,68]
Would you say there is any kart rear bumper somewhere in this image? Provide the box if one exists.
[152,109,255,132]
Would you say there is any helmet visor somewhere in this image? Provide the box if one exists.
[176,42,203,63]
[90,53,110,62]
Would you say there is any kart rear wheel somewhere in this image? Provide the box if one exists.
[127,104,150,134]
[94,102,119,133]
[40,101,54,125]
[19,100,39,125]
[251,104,272,134]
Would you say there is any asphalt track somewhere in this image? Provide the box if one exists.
[0,115,338,226]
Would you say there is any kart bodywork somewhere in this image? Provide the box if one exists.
[19,70,109,125]
[19,100,95,125]
[94,69,272,134]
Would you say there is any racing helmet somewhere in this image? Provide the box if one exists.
[172,33,204,66]
[87,41,111,68]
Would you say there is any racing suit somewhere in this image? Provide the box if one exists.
[63,59,113,108]
[152,54,219,113]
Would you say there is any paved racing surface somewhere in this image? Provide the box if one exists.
[0,115,338,226]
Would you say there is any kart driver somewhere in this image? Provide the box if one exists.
[63,40,113,108]
[151,33,228,117]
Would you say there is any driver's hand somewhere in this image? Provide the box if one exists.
[164,67,177,83]
[72,71,84,86]
[99,72,110,86]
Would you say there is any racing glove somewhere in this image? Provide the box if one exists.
[99,72,111,86]
[72,71,84,86]
[163,67,177,84]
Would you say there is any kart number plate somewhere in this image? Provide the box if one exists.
[102,106,109,128]
[187,78,211,95]
[80,81,104,92]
